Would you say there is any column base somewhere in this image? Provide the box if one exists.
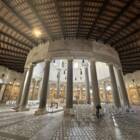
[11,106,20,111]
[17,106,29,112]
[64,108,75,116]
[112,107,122,114]
[123,105,131,112]
[34,108,47,115]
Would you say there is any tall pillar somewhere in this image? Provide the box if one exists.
[117,68,130,107]
[66,59,73,109]
[31,79,36,100]
[108,64,121,108]
[90,60,100,107]
[16,69,28,107]
[56,69,61,97]
[0,84,6,102]
[35,60,50,115]
[18,64,34,111]
[79,87,83,101]
[84,66,91,104]
[37,79,43,100]
[0,74,6,103]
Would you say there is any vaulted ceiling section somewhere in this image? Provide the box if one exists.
[0,0,140,73]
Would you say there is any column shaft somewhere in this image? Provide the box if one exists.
[56,70,61,96]
[16,69,28,106]
[0,84,6,102]
[117,69,130,107]
[90,61,100,107]
[38,60,50,109]
[109,64,121,108]
[66,59,73,108]
[19,64,34,110]
[85,67,91,104]
[31,80,36,100]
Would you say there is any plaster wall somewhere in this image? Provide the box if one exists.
[0,65,23,84]
[124,71,140,86]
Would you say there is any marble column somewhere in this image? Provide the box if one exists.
[117,68,130,107]
[16,70,28,107]
[31,79,36,100]
[35,60,50,115]
[90,60,101,107]
[37,79,43,100]
[66,59,73,109]
[0,84,6,102]
[18,64,34,111]
[84,66,91,104]
[108,64,121,108]
[56,69,61,97]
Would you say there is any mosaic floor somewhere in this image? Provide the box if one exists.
[0,105,140,140]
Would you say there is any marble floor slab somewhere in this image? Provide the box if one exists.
[0,105,140,140]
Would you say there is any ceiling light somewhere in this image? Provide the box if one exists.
[74,62,78,69]
[32,28,42,38]
[106,85,111,91]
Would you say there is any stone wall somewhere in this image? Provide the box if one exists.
[25,39,121,68]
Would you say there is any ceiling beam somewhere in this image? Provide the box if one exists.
[0,46,27,55]
[0,18,35,46]
[86,0,109,39]
[105,14,140,44]
[0,32,32,49]
[120,58,140,62]
[122,65,140,69]
[0,64,24,70]
[97,0,133,41]
[122,62,140,65]
[0,40,29,52]
[115,38,139,50]
[0,0,38,45]
[1,0,31,28]
[0,57,25,63]
[54,0,65,39]
[0,54,26,60]
[0,62,24,67]
[120,52,140,58]
[26,0,52,40]
[0,60,25,65]
[119,49,140,56]
[121,58,140,63]
[0,50,26,57]
[0,63,24,72]
[76,0,85,38]
[112,29,140,46]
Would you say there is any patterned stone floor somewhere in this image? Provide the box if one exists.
[0,105,63,140]
[51,105,140,140]
[0,105,140,140]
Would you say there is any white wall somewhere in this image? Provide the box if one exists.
[32,60,110,83]
[0,65,23,84]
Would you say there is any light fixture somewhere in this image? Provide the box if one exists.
[74,62,78,69]
[32,28,42,38]
[106,85,111,91]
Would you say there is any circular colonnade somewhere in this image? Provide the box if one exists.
[17,39,130,115]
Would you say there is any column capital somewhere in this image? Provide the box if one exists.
[116,66,122,71]
[90,58,96,62]
[67,57,73,61]
[44,58,51,62]
[25,63,35,70]
[107,63,113,66]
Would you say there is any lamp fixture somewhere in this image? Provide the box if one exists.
[32,28,42,38]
